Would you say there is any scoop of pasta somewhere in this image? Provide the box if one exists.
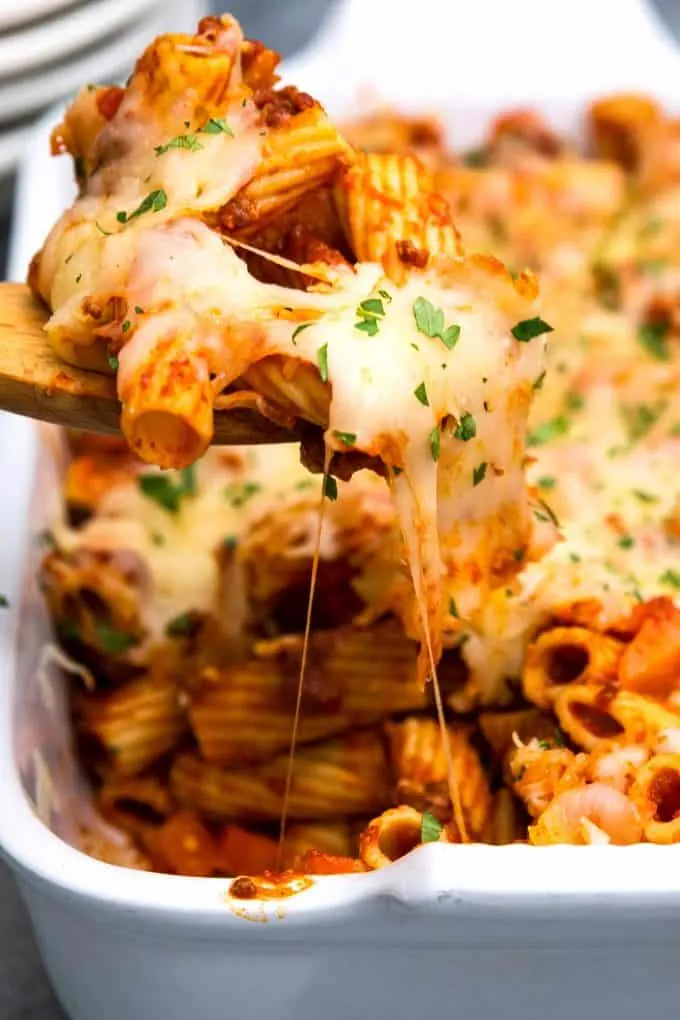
[30,13,555,678]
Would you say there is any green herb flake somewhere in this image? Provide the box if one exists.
[292,322,313,344]
[537,739,552,751]
[511,317,554,342]
[638,321,670,361]
[165,611,198,638]
[357,298,386,319]
[527,415,569,447]
[138,467,198,514]
[472,462,487,487]
[412,297,460,350]
[75,273,82,284]
[632,489,659,504]
[537,476,556,489]
[0,595,8,608]
[441,324,461,350]
[618,535,635,549]
[449,597,459,619]
[378,289,392,303]
[513,547,526,562]
[565,391,584,411]
[421,811,443,843]
[223,535,238,551]
[134,305,144,314]
[429,425,441,462]
[569,552,582,563]
[224,481,261,509]
[200,117,234,136]
[117,189,168,225]
[355,318,379,336]
[621,401,667,443]
[660,568,680,589]
[324,475,338,501]
[107,352,119,371]
[150,531,165,546]
[413,381,429,406]
[462,147,488,168]
[534,499,560,527]
[94,620,136,655]
[454,412,476,442]
[121,320,131,334]
[95,221,112,236]
[317,343,329,383]
[333,430,357,446]
[532,370,547,391]
[155,133,204,156]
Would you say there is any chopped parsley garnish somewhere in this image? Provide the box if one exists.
[462,147,488,167]
[638,321,670,361]
[527,415,569,447]
[413,381,429,406]
[116,188,168,225]
[358,298,386,318]
[155,133,204,155]
[292,322,313,344]
[95,221,111,236]
[532,370,546,391]
[200,117,234,135]
[75,273,82,284]
[429,425,441,462]
[165,611,199,637]
[537,739,552,751]
[224,481,261,508]
[592,262,620,310]
[454,412,476,441]
[333,430,356,446]
[65,253,74,264]
[513,547,526,562]
[134,305,144,314]
[121,320,131,334]
[317,343,329,383]
[537,476,556,489]
[324,475,338,501]
[94,620,136,655]
[138,466,197,513]
[660,568,680,589]
[449,597,459,618]
[534,499,560,527]
[569,552,581,563]
[511,317,554,342]
[565,391,584,411]
[412,297,460,349]
[107,352,119,371]
[354,297,386,336]
[472,462,487,487]
[378,289,392,303]
[618,535,635,549]
[223,535,238,551]
[420,811,443,843]
[632,489,659,504]
[621,400,667,442]
[0,595,8,608]
[355,318,379,336]
[554,728,566,748]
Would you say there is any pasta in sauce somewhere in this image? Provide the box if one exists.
[31,17,680,875]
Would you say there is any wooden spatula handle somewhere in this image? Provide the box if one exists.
[0,283,298,446]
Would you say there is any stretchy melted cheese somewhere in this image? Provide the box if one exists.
[32,16,554,690]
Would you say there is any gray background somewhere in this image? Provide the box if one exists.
[2,0,680,1016]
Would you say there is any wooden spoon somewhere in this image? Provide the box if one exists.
[0,282,300,445]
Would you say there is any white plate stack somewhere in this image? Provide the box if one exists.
[0,0,204,187]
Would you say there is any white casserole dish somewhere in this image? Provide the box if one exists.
[5,2,680,1016]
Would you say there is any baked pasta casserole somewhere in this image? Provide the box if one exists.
[30,16,680,876]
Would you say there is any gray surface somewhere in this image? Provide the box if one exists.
[2,0,680,1016]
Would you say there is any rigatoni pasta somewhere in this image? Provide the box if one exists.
[30,12,680,877]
